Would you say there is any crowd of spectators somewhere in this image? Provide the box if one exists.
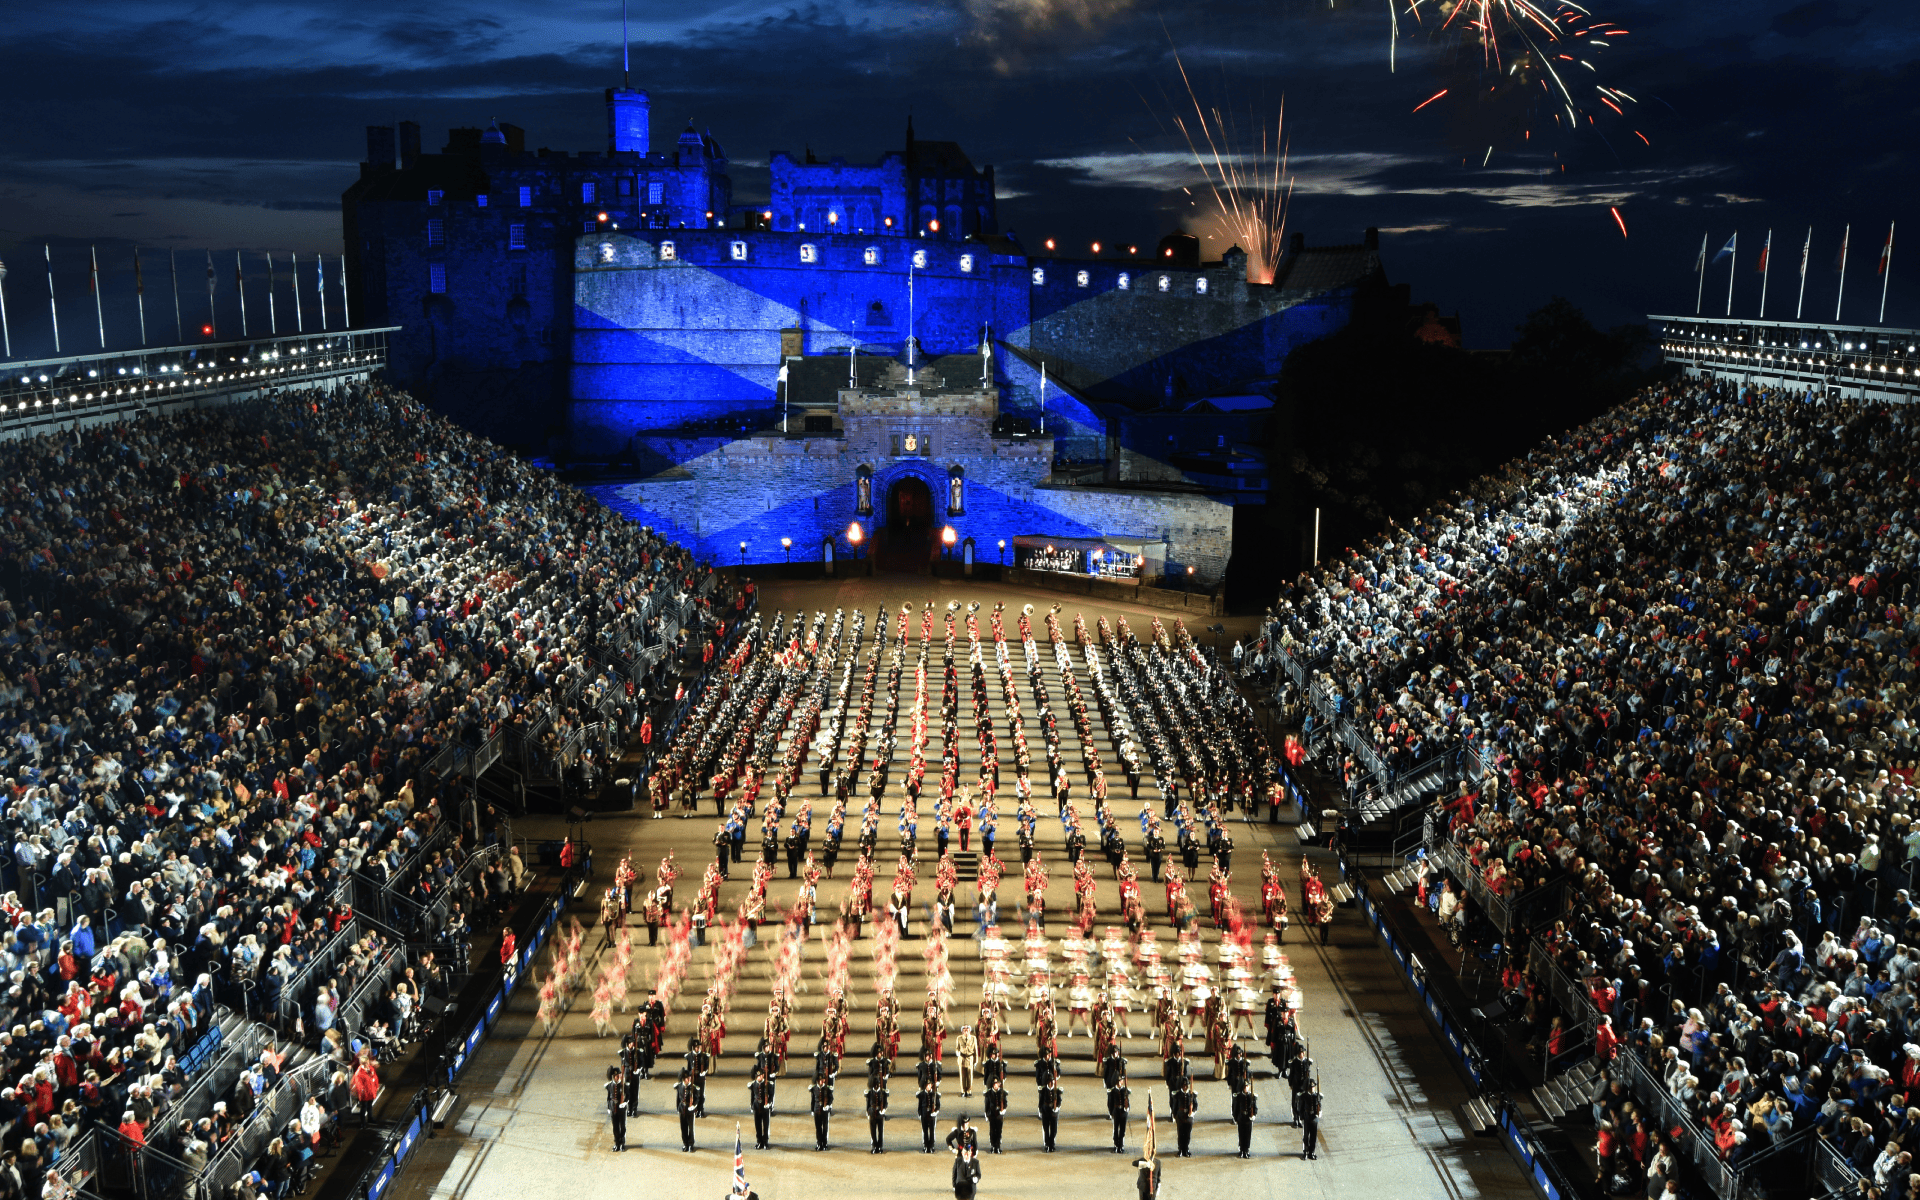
[1275,378,1920,1195]
[0,379,732,1196]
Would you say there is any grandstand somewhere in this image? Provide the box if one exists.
[1273,371,1920,1200]
[0,356,747,1200]
[1656,314,1920,403]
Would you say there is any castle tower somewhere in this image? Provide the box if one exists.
[606,88,650,154]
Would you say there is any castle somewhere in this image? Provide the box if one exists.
[341,81,1397,578]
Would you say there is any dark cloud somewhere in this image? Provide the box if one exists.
[0,0,1912,354]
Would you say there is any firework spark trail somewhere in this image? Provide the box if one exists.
[1382,0,1634,145]
[1610,206,1628,239]
[1165,46,1293,284]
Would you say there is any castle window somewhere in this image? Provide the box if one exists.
[912,249,927,269]
[427,189,444,206]
[618,178,631,196]
[582,181,596,203]
[426,219,444,248]
[648,181,663,205]
[1157,275,1170,292]
[1032,268,1045,286]
[1076,270,1089,288]
[659,241,676,260]
[1196,277,1209,294]
[960,254,974,273]
[509,224,526,250]
[1118,272,1130,290]
[519,185,533,207]
[864,246,880,266]
[800,243,818,263]
[476,194,489,207]
[428,264,446,294]
[730,240,748,261]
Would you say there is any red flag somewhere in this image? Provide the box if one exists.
[1834,227,1850,272]
[1880,226,1895,275]
[1754,231,1769,273]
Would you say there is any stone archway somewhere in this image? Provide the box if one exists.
[887,475,933,536]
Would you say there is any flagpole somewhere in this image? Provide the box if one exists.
[91,245,106,349]
[205,249,217,337]
[236,251,248,338]
[45,245,61,355]
[292,253,304,333]
[1836,223,1850,322]
[1758,229,1771,319]
[1725,232,1736,317]
[266,254,277,335]
[1881,222,1896,325]
[0,259,11,360]
[339,253,351,328]
[317,256,328,331]
[134,248,147,346]
[1695,232,1707,315]
[1796,228,1810,321]
[1039,361,1047,434]
[170,248,182,343]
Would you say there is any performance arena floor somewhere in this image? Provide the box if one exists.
[390,576,1535,1200]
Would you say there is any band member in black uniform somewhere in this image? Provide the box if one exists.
[1163,1046,1190,1093]
[1300,1081,1322,1159]
[810,1067,834,1150]
[749,1067,775,1150]
[866,1077,889,1153]
[1224,1044,1249,1096]
[621,1036,643,1114]
[981,1047,1006,1094]
[918,1081,941,1152]
[1102,1046,1127,1090]
[1232,1086,1258,1158]
[984,1079,1008,1153]
[1170,1078,1197,1157]
[1107,1075,1131,1152]
[1038,1080,1062,1152]
[605,1067,628,1152]
[1143,827,1165,882]
[675,1069,697,1152]
[1286,1046,1314,1127]
[944,1116,978,1156]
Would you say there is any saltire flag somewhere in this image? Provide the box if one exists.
[1755,230,1770,273]
[1881,225,1895,275]
[1711,233,1736,264]
[733,1122,748,1195]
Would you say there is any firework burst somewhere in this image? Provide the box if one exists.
[1161,48,1295,284]
[1387,0,1644,157]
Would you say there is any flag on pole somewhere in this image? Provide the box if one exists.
[1755,230,1770,273]
[1142,1093,1157,1164]
[1881,225,1896,274]
[733,1122,748,1195]
[1711,234,1737,264]
[1835,227,1850,272]
[776,363,789,383]
[89,247,99,294]
[134,251,144,295]
[1800,230,1811,275]
[1694,238,1707,273]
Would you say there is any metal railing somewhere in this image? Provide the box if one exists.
[0,327,398,435]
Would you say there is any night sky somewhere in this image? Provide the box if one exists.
[1,0,1914,359]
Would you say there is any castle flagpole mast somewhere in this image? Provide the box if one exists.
[622,0,631,89]
[907,251,916,384]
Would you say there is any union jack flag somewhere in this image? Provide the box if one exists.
[733,1122,748,1194]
